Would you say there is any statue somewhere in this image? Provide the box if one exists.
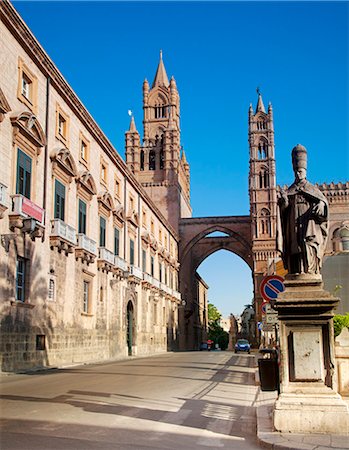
[277,144,328,275]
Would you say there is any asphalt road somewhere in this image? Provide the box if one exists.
[0,351,261,450]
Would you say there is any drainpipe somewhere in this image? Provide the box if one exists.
[138,193,141,268]
[43,76,50,230]
[124,176,127,260]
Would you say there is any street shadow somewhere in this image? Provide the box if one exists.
[0,354,258,442]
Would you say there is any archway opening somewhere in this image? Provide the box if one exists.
[197,249,254,345]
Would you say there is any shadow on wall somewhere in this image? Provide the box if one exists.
[0,249,55,373]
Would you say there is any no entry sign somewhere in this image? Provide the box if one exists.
[260,275,285,302]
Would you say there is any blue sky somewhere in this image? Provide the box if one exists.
[13,1,349,316]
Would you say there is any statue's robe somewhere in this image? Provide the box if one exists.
[277,180,328,274]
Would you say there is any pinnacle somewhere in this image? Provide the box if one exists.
[152,50,169,88]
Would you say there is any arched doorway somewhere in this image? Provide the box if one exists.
[126,301,134,356]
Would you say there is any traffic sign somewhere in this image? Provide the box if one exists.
[261,301,268,315]
[260,275,285,302]
[266,315,278,324]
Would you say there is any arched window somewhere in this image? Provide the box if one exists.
[260,208,271,236]
[149,150,156,170]
[264,171,269,188]
[332,226,349,252]
[259,168,269,188]
[259,171,263,188]
[160,150,164,169]
[258,140,268,159]
[140,150,144,171]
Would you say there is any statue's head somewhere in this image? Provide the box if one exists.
[292,144,307,181]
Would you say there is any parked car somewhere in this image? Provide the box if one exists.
[235,339,251,353]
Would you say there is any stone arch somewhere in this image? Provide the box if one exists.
[50,147,77,180]
[97,190,115,212]
[178,216,254,350]
[11,110,46,151]
[76,170,97,199]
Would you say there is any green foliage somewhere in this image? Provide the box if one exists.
[208,319,229,350]
[333,313,349,338]
[208,302,222,324]
[206,302,228,350]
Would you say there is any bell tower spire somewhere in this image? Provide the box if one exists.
[125,52,191,232]
[248,89,278,329]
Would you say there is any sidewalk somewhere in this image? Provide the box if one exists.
[254,366,349,449]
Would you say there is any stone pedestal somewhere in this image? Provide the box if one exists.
[273,275,349,434]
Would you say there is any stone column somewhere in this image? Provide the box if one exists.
[273,274,349,433]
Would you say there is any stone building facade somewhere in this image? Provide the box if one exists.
[0,1,182,372]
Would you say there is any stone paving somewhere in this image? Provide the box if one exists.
[255,371,349,449]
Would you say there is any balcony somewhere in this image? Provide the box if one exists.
[75,233,97,264]
[151,277,160,289]
[97,247,115,272]
[9,194,45,238]
[129,265,143,281]
[0,182,8,218]
[173,290,181,301]
[50,219,76,254]
[114,255,128,272]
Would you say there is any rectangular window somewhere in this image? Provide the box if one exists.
[83,280,90,313]
[130,239,134,265]
[114,176,120,198]
[54,179,65,221]
[18,58,37,111]
[153,303,157,325]
[99,216,106,247]
[22,73,32,99]
[114,228,120,256]
[56,105,69,143]
[78,199,87,234]
[165,266,168,285]
[159,262,162,282]
[142,249,147,273]
[100,161,107,183]
[80,140,88,162]
[16,149,31,199]
[16,256,26,302]
[150,256,154,277]
[58,114,66,137]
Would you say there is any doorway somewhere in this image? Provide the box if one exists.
[127,301,134,356]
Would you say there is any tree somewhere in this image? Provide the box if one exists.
[208,302,222,324]
[207,302,229,350]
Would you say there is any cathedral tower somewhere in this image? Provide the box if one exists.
[125,52,191,232]
[248,91,278,314]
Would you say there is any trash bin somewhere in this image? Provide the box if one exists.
[258,348,279,392]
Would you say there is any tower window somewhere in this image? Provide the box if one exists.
[259,170,269,188]
[149,150,156,170]
[160,150,164,169]
[155,106,167,119]
[140,150,144,170]
[258,142,268,159]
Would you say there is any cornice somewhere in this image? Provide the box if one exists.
[0,0,178,240]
